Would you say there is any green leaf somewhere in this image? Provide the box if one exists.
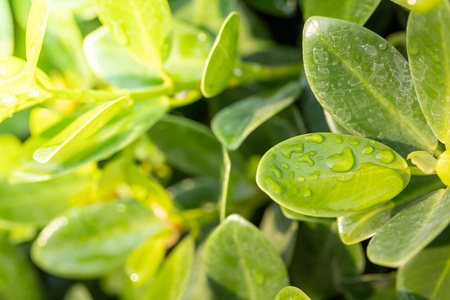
[436,149,450,186]
[63,284,93,300]
[40,10,94,89]
[203,214,289,300]
[338,175,444,245]
[289,222,365,299]
[148,115,223,178]
[0,135,21,178]
[83,26,164,89]
[257,133,410,217]
[25,0,51,80]
[144,236,195,300]
[125,236,166,287]
[340,273,397,300]
[303,17,437,155]
[50,0,92,11]
[275,286,311,300]
[407,151,437,174]
[31,200,171,278]
[260,204,298,264]
[201,12,240,98]
[391,0,444,12]
[408,1,450,145]
[303,0,381,25]
[11,97,168,181]
[280,206,333,223]
[0,237,43,300]
[367,188,450,267]
[33,97,130,163]
[0,173,91,226]
[0,0,14,56]
[243,0,297,17]
[325,111,352,135]
[397,226,450,300]
[212,81,301,150]
[94,0,172,68]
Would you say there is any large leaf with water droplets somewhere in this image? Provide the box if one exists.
[94,0,172,68]
[31,200,171,278]
[203,214,289,300]
[303,17,437,155]
[0,237,43,300]
[408,1,450,145]
[0,0,14,56]
[397,226,450,300]
[211,81,300,150]
[257,133,410,217]
[144,236,194,300]
[11,97,168,182]
[201,12,240,98]
[275,286,311,300]
[367,188,450,267]
[303,0,381,25]
[338,175,444,245]
[392,0,444,12]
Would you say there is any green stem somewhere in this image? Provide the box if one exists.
[220,146,231,223]
[47,88,129,103]
[231,62,303,86]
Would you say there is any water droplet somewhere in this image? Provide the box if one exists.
[376,149,395,163]
[303,189,312,197]
[350,139,360,146]
[334,135,343,144]
[431,49,441,63]
[293,151,317,167]
[326,147,355,172]
[270,165,282,178]
[362,44,377,56]
[282,163,290,169]
[298,176,305,182]
[308,171,320,180]
[265,177,283,194]
[313,48,329,65]
[305,134,323,143]
[378,43,387,51]
[362,145,374,154]
[197,32,207,41]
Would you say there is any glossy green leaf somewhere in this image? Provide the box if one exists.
[25,0,50,80]
[40,10,94,89]
[280,206,333,223]
[325,111,352,135]
[125,236,166,287]
[203,214,289,300]
[244,0,297,17]
[397,226,450,300]
[94,0,172,68]
[275,286,311,300]
[51,0,92,11]
[0,173,91,226]
[303,0,381,25]
[148,115,223,178]
[63,284,93,300]
[408,1,450,145]
[303,17,437,155]
[392,0,444,12]
[33,97,130,163]
[367,188,450,267]
[0,237,43,300]
[83,26,164,89]
[436,149,450,186]
[144,236,194,299]
[0,135,21,177]
[289,222,365,299]
[0,0,14,56]
[257,133,410,217]
[201,12,240,98]
[31,200,171,278]
[260,204,298,264]
[11,97,168,181]
[338,175,444,245]
[407,151,437,175]
[212,81,300,150]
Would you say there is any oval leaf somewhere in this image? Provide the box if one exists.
[203,214,289,300]
[407,151,437,174]
[436,149,450,186]
[367,188,450,267]
[212,81,300,150]
[275,286,311,300]
[31,200,171,278]
[0,0,14,56]
[303,17,437,155]
[408,1,450,145]
[303,0,381,25]
[201,12,240,98]
[257,133,410,217]
[94,0,172,68]
[392,0,444,12]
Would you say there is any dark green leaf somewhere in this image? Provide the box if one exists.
[243,0,297,17]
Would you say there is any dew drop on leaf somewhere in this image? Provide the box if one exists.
[362,145,374,154]
[326,147,355,172]
[376,149,395,163]
[305,133,324,143]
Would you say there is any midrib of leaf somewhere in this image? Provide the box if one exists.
[127,0,154,66]
[431,254,450,298]
[315,28,433,151]
[437,1,450,144]
[232,225,256,300]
